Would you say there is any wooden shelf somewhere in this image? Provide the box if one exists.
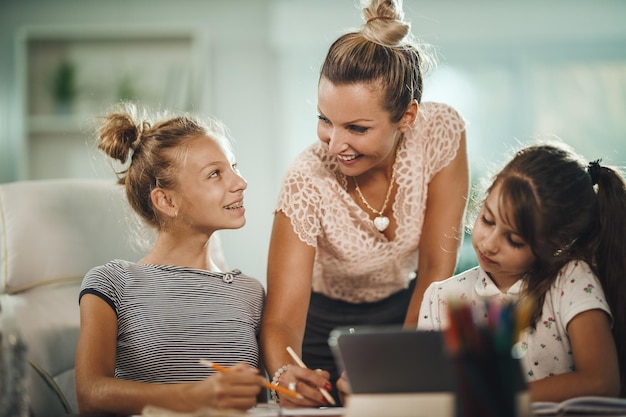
[17,25,209,179]
[28,115,94,134]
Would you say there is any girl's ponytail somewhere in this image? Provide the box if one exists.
[592,163,626,397]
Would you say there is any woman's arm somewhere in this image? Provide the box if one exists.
[260,211,331,407]
[404,130,469,327]
[529,309,620,402]
[75,294,265,415]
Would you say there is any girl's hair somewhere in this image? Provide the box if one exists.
[488,142,626,396]
[97,102,231,229]
[320,0,433,123]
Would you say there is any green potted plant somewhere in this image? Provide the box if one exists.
[52,60,78,114]
[117,75,137,102]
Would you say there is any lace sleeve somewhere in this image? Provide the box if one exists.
[420,102,466,178]
[275,157,324,248]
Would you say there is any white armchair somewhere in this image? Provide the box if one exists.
[0,179,229,417]
[0,179,227,417]
[0,179,147,416]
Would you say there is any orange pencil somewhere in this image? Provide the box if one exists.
[198,359,303,399]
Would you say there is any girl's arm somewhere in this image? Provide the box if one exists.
[529,309,620,402]
[404,131,469,327]
[260,211,331,407]
[75,294,264,415]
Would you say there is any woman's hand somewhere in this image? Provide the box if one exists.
[275,365,333,408]
[188,363,266,411]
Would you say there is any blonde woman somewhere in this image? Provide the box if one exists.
[261,0,469,406]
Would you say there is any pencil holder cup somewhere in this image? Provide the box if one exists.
[452,351,530,417]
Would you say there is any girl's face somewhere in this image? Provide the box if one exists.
[172,135,247,233]
[316,77,411,177]
[471,182,536,290]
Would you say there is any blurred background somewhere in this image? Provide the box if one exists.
[1,0,625,285]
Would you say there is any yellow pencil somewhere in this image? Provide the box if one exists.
[198,359,303,400]
[286,346,336,406]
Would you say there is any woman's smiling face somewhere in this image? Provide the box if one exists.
[316,77,404,177]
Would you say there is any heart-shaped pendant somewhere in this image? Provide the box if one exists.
[373,216,390,232]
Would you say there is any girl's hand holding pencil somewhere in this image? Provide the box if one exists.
[199,360,303,400]
[182,361,268,411]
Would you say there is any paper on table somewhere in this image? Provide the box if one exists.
[248,404,345,416]
[142,405,245,416]
[532,396,626,416]
[139,404,343,417]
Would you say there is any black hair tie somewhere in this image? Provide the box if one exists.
[587,159,602,186]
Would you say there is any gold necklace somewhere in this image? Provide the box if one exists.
[352,146,400,232]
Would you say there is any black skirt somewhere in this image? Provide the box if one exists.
[301,278,416,405]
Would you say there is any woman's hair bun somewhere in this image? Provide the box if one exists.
[361,0,410,47]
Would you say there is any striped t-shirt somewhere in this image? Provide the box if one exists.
[79,259,265,383]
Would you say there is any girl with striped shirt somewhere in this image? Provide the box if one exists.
[75,103,266,414]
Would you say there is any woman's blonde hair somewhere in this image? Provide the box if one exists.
[320,0,434,122]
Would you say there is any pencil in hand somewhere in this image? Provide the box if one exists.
[286,346,337,405]
[198,359,303,399]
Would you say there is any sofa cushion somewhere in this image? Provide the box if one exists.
[0,179,146,294]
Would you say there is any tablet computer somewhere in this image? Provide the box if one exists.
[328,325,455,394]
[328,325,530,417]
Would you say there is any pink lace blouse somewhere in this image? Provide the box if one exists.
[275,102,465,303]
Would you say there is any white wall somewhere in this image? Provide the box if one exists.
[2,0,626,283]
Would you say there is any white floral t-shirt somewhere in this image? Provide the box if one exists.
[417,260,612,382]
